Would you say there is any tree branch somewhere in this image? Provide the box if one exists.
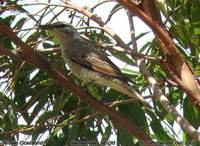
[117,0,200,110]
[0,22,156,145]
[126,4,200,142]
[63,0,200,142]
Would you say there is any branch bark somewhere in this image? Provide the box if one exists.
[117,0,200,110]
[0,22,156,145]
[126,10,200,142]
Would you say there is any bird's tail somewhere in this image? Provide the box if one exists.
[108,79,150,108]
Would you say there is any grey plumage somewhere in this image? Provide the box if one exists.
[40,22,149,107]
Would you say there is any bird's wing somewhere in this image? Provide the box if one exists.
[69,51,122,77]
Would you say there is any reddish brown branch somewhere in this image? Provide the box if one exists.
[0,22,156,145]
[117,0,200,110]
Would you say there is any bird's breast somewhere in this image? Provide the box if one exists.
[64,58,105,83]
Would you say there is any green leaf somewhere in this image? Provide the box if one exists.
[149,112,173,141]
[183,97,200,128]
[121,67,139,76]
[87,84,102,99]
[119,103,148,131]
[157,0,168,17]
[118,129,135,145]
[13,17,26,30]
[110,51,135,65]
[106,3,123,23]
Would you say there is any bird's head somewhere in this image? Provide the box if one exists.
[39,22,80,42]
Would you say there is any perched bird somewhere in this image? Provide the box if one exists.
[40,22,149,106]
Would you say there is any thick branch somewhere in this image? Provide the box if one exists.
[0,22,156,145]
[117,0,200,110]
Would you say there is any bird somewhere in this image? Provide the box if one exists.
[39,22,149,107]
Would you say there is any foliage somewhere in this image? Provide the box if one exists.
[0,0,199,145]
